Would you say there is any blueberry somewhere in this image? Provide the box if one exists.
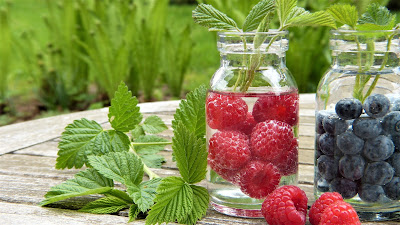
[339,155,365,181]
[359,184,387,203]
[316,111,333,134]
[363,161,394,185]
[388,152,400,176]
[319,133,335,156]
[363,94,390,118]
[317,177,330,192]
[317,155,338,180]
[382,111,400,136]
[335,98,363,120]
[392,135,400,151]
[391,99,400,111]
[322,115,348,135]
[363,135,394,161]
[384,177,400,200]
[336,131,364,155]
[330,178,358,199]
[352,117,382,139]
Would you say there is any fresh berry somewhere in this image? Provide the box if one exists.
[363,94,390,118]
[391,99,400,111]
[261,185,307,225]
[316,176,330,192]
[316,111,334,134]
[237,160,281,199]
[329,178,358,199]
[275,138,298,176]
[323,115,348,135]
[319,133,335,156]
[391,135,400,151]
[252,93,299,126]
[339,155,365,181]
[309,192,343,225]
[317,155,338,180]
[208,159,239,184]
[363,135,394,161]
[250,120,295,161]
[359,184,387,203]
[320,201,361,225]
[363,161,394,185]
[388,152,400,176]
[352,117,382,139]
[206,92,248,130]
[234,112,257,135]
[382,111,400,136]
[384,176,400,200]
[335,98,363,120]
[336,131,364,155]
[208,131,251,170]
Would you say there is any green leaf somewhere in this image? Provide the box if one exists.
[90,130,131,156]
[140,154,165,169]
[172,85,207,139]
[254,11,275,49]
[108,130,131,153]
[127,178,162,212]
[134,135,169,154]
[242,0,275,32]
[327,4,358,29]
[108,82,142,132]
[88,152,144,186]
[142,115,168,134]
[79,196,130,214]
[276,0,297,28]
[192,3,239,32]
[178,185,209,225]
[104,189,133,203]
[357,3,396,30]
[40,169,113,206]
[172,123,207,184]
[131,125,145,140]
[128,204,140,223]
[145,177,193,225]
[283,10,336,30]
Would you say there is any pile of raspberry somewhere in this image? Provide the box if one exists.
[206,92,299,199]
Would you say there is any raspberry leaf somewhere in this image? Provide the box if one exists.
[78,196,131,214]
[357,3,396,31]
[128,204,140,223]
[327,4,358,29]
[127,178,162,212]
[108,82,142,132]
[178,185,209,225]
[192,4,239,32]
[133,135,168,168]
[281,7,336,30]
[242,0,275,32]
[276,0,297,28]
[142,115,168,134]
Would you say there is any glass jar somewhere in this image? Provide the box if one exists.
[206,31,299,218]
[315,29,400,221]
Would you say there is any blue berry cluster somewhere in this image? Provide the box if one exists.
[315,94,400,203]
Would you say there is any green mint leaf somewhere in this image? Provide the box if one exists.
[192,3,239,32]
[242,0,275,32]
[276,0,297,29]
[142,115,168,134]
[173,123,207,184]
[88,152,144,186]
[145,177,193,225]
[131,125,145,140]
[128,204,140,223]
[283,10,336,30]
[357,4,396,31]
[78,196,130,214]
[40,168,113,206]
[178,185,209,225]
[127,178,162,212]
[108,82,142,132]
[172,85,207,139]
[327,4,358,29]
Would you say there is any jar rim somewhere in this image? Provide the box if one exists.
[218,29,289,36]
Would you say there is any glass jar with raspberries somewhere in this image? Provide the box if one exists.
[315,29,400,221]
[206,31,299,218]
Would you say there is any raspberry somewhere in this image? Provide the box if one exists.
[233,112,257,135]
[252,92,299,126]
[309,192,343,225]
[237,160,281,199]
[320,201,361,225]
[275,138,298,176]
[206,92,248,130]
[261,185,308,225]
[208,158,239,184]
[250,120,295,161]
[208,131,251,170]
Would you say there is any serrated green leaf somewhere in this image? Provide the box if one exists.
[142,115,168,134]
[108,82,142,132]
[88,152,144,186]
[145,177,193,225]
[276,0,297,28]
[328,4,358,29]
[108,130,131,152]
[131,125,145,140]
[192,3,239,32]
[357,3,396,31]
[134,135,169,154]
[128,204,140,223]
[140,154,165,169]
[79,196,130,214]
[90,130,130,156]
[127,178,162,212]
[172,85,207,139]
[40,168,113,206]
[283,10,336,30]
[178,185,209,225]
[105,189,133,203]
[173,123,207,184]
[242,0,275,32]
[254,11,275,49]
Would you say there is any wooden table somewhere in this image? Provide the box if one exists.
[0,94,398,224]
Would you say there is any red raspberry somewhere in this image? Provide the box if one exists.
[208,131,251,171]
[275,138,298,176]
[252,92,299,126]
[237,160,281,199]
[309,192,344,225]
[206,92,248,130]
[208,160,239,184]
[261,185,308,225]
[320,201,361,225]
[235,112,257,135]
[250,120,295,161]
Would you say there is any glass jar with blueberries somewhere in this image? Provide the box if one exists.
[315,29,400,221]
